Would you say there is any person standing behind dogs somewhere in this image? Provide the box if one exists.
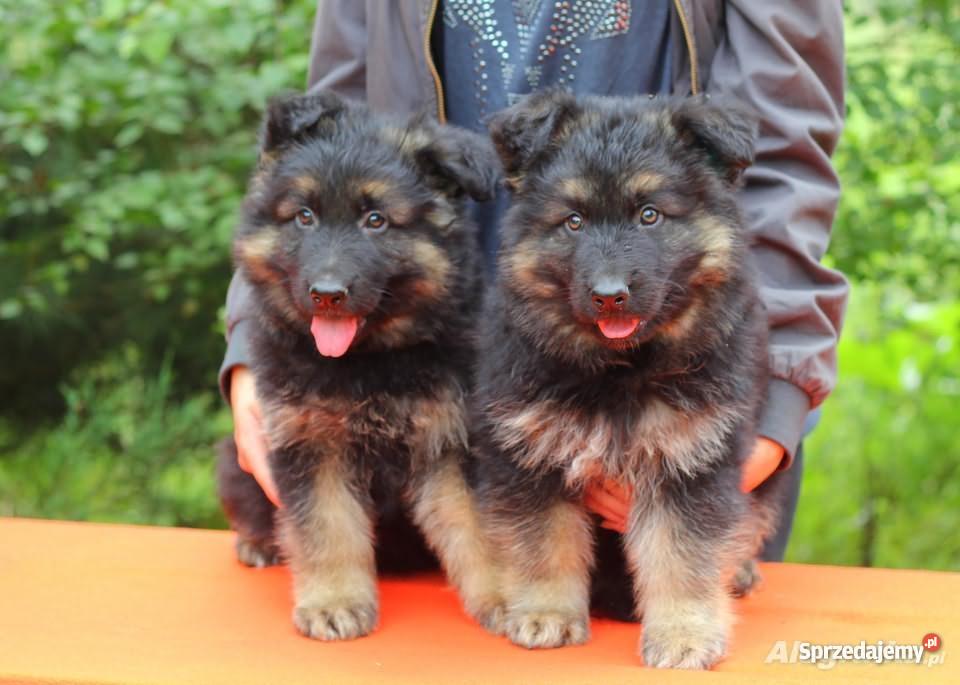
[221,1,847,560]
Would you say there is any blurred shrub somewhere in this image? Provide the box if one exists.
[0,0,315,418]
[790,285,960,569]
[784,0,960,570]
[832,0,960,299]
[0,346,230,526]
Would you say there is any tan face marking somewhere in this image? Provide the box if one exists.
[690,213,736,286]
[234,229,281,282]
[557,177,592,205]
[425,197,457,230]
[292,175,320,195]
[626,171,666,196]
[505,240,560,299]
[657,297,703,342]
[410,240,452,295]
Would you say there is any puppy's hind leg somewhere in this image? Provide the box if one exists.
[407,459,507,634]
[216,437,280,567]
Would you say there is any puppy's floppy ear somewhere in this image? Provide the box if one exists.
[413,124,501,202]
[486,88,580,190]
[671,96,757,184]
[261,89,348,153]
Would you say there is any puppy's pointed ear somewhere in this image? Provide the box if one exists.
[413,124,501,202]
[486,88,580,190]
[671,97,757,184]
[261,90,348,153]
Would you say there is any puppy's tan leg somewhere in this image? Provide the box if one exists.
[625,500,733,669]
[497,499,593,649]
[408,460,507,633]
[278,457,378,641]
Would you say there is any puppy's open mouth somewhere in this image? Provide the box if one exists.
[310,316,363,357]
[596,317,646,340]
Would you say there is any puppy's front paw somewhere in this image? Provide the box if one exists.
[235,537,280,568]
[469,595,508,635]
[505,609,589,649]
[641,619,727,670]
[293,601,378,641]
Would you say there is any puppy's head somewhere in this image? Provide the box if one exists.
[235,91,498,357]
[488,90,756,365]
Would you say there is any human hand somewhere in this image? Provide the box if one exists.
[583,438,786,533]
[738,437,785,493]
[230,365,280,506]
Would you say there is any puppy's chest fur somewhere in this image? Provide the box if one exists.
[487,384,742,487]
[262,382,468,470]
[252,330,472,477]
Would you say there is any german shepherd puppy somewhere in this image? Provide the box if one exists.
[467,90,788,669]
[217,91,503,641]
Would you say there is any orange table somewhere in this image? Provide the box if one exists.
[0,517,956,684]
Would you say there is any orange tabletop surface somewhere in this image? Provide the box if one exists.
[0,517,956,685]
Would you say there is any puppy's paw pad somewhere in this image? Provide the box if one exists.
[293,602,378,641]
[505,610,589,649]
[641,625,726,670]
[236,538,280,568]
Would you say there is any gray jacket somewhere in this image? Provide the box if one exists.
[222,0,848,465]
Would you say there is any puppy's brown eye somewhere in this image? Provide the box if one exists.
[363,211,388,231]
[639,206,661,226]
[295,208,315,228]
[564,213,584,232]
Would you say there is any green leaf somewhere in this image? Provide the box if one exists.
[0,300,23,320]
[114,123,144,147]
[140,31,174,65]
[22,130,48,156]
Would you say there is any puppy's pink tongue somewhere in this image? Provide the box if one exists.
[597,317,642,339]
[310,316,359,357]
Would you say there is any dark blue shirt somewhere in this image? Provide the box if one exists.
[434,0,673,269]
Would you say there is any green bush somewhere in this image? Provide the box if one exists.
[0,346,230,527]
[0,0,316,418]
[789,285,960,569]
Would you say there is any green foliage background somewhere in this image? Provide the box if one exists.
[1,1,957,569]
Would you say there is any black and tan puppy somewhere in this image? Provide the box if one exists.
[218,91,503,641]
[467,91,788,669]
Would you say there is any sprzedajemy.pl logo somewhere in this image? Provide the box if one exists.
[765,634,945,669]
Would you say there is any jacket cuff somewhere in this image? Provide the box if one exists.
[757,378,811,470]
[218,319,253,404]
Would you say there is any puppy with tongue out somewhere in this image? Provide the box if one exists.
[468,91,781,670]
[224,90,506,643]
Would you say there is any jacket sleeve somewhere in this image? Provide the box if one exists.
[218,0,369,403]
[707,1,849,464]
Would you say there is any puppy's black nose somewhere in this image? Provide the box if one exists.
[309,281,348,310]
[591,280,629,313]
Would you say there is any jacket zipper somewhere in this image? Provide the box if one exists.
[424,0,447,122]
[672,0,699,94]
